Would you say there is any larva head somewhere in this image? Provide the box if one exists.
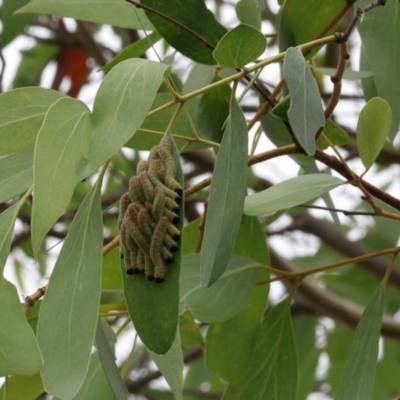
[154,278,164,283]
[126,268,135,275]
[165,256,174,265]
[160,136,172,152]
[147,275,155,281]
[170,244,179,252]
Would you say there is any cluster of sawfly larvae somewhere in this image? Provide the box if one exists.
[118,137,182,283]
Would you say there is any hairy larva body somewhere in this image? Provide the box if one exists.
[118,192,131,230]
[139,171,155,202]
[129,176,146,203]
[150,216,169,282]
[125,217,150,255]
[136,160,148,174]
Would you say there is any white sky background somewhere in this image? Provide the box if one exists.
[1,1,399,398]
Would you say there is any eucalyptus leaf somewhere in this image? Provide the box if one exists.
[222,299,297,400]
[213,24,266,68]
[83,59,170,176]
[140,0,227,64]
[149,331,183,400]
[0,151,33,204]
[32,97,92,257]
[0,88,65,157]
[283,47,325,155]
[235,0,265,30]
[0,202,43,377]
[200,98,248,286]
[336,285,386,400]
[181,254,259,323]
[37,179,103,400]
[244,174,343,216]
[16,0,153,30]
[357,0,400,140]
[95,319,128,400]
[357,97,392,170]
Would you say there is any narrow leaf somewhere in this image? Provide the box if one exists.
[357,97,392,170]
[0,202,43,377]
[32,97,91,257]
[83,59,170,176]
[205,216,269,384]
[195,75,231,143]
[0,151,33,204]
[102,31,162,73]
[283,47,325,155]
[181,254,259,323]
[244,174,343,216]
[200,98,248,286]
[16,0,153,30]
[122,133,183,354]
[235,0,265,30]
[0,87,65,156]
[223,299,298,400]
[37,180,103,400]
[213,24,266,68]
[140,0,227,65]
[336,285,386,400]
[149,331,183,400]
[357,0,400,139]
[0,373,44,400]
[95,319,128,400]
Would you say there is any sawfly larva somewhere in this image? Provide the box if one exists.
[118,192,131,230]
[150,216,169,283]
[137,208,153,241]
[136,250,145,274]
[139,171,155,203]
[129,176,146,203]
[163,233,179,252]
[152,186,166,221]
[163,207,180,225]
[125,217,150,255]
[148,160,181,201]
[136,160,148,174]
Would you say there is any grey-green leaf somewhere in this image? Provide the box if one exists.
[0,151,33,204]
[32,97,91,257]
[82,59,170,176]
[244,174,343,216]
[102,31,162,73]
[336,285,386,400]
[200,99,248,286]
[235,0,265,30]
[37,180,103,400]
[0,202,43,377]
[223,299,297,400]
[181,254,259,323]
[149,331,183,400]
[0,87,65,156]
[357,0,400,140]
[16,0,153,30]
[283,47,325,155]
[213,24,266,68]
[95,319,128,400]
[357,97,392,170]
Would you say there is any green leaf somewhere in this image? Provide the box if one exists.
[213,24,266,68]
[102,31,162,73]
[235,0,265,30]
[312,66,374,81]
[37,179,103,400]
[16,0,153,30]
[180,254,259,323]
[357,0,400,140]
[32,97,91,257]
[83,59,170,176]
[179,310,204,350]
[0,151,33,204]
[200,99,248,286]
[283,0,344,46]
[149,331,183,400]
[336,285,386,400]
[195,75,231,143]
[122,133,183,355]
[140,0,227,65]
[0,202,43,377]
[222,299,297,400]
[0,87,66,156]
[283,47,325,155]
[13,42,60,88]
[72,352,113,400]
[357,97,392,170]
[0,373,44,400]
[95,319,129,400]
[205,216,269,384]
[0,0,34,47]
[244,174,343,216]
[317,120,352,150]
[293,316,319,400]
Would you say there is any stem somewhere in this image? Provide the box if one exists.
[382,251,400,286]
